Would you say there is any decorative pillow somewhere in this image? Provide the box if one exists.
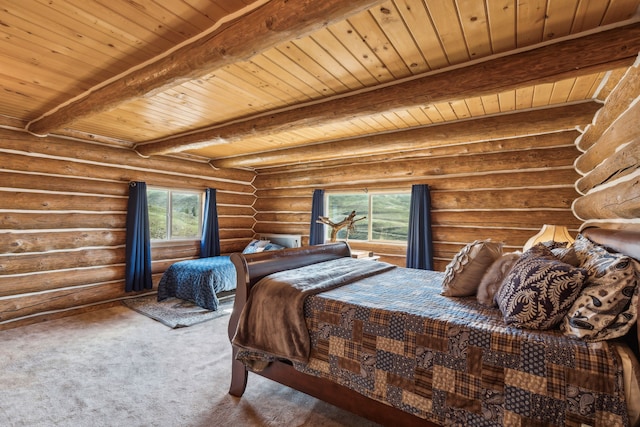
[541,240,571,250]
[496,244,587,330]
[476,252,521,307]
[551,246,579,266]
[441,240,503,297]
[264,242,285,251]
[242,239,270,254]
[561,234,640,341]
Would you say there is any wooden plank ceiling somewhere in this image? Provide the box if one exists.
[1,0,639,170]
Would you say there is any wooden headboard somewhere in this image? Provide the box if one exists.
[232,242,351,290]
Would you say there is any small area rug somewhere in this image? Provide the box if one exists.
[122,294,234,328]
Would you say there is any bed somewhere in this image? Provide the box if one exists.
[157,234,301,310]
[227,228,640,427]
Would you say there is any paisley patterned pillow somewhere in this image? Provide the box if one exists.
[496,244,587,330]
[561,234,640,341]
[441,240,503,297]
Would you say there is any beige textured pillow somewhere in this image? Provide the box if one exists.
[477,252,521,307]
[441,240,503,297]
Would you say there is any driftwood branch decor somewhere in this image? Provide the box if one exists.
[317,210,366,242]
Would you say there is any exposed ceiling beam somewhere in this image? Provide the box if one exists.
[135,23,640,157]
[26,0,387,136]
[211,102,600,168]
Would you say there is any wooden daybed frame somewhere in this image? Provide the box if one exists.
[226,228,640,427]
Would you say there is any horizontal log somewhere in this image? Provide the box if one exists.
[578,61,640,152]
[253,223,309,237]
[218,216,254,229]
[0,247,125,275]
[576,138,640,194]
[138,24,639,156]
[0,230,126,254]
[0,129,255,185]
[433,187,578,210]
[218,205,256,217]
[151,242,200,261]
[215,192,256,207]
[0,191,127,211]
[0,280,131,322]
[219,229,254,240]
[431,210,580,229]
[575,101,640,174]
[0,212,126,230]
[0,171,128,196]
[255,212,311,224]
[578,220,640,233]
[432,227,544,248]
[254,146,580,188]
[254,197,312,212]
[255,168,580,196]
[573,174,640,220]
[0,300,125,331]
[213,107,590,168]
[0,152,253,193]
[0,265,125,297]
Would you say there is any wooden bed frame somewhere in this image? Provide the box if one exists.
[227,228,640,427]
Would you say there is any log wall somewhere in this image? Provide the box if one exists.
[0,129,256,329]
[573,57,640,231]
[253,104,596,271]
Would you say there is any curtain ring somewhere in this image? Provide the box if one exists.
[129,181,137,188]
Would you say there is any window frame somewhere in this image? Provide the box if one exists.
[323,189,411,243]
[147,186,204,244]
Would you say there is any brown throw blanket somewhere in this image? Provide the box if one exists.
[232,257,396,363]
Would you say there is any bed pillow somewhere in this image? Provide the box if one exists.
[264,242,285,251]
[242,239,270,254]
[476,252,521,307]
[551,245,579,266]
[561,234,640,341]
[441,240,503,297]
[496,244,587,330]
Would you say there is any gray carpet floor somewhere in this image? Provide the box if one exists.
[0,303,381,427]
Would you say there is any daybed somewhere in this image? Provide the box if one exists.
[158,234,300,310]
[227,228,640,427]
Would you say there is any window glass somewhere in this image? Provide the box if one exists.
[371,193,411,241]
[326,194,369,241]
[325,191,410,242]
[147,188,202,241]
[171,192,201,239]
[148,189,168,240]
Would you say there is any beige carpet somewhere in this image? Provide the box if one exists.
[0,304,381,427]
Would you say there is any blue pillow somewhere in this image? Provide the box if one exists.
[242,239,269,254]
[264,242,285,251]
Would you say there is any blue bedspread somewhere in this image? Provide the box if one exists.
[157,256,236,310]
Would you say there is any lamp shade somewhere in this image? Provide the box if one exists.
[523,224,574,251]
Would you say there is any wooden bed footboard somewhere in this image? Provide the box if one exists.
[226,229,640,426]
[227,242,352,396]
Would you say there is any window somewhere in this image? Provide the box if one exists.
[147,188,203,241]
[325,191,411,242]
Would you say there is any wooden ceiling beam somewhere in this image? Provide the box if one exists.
[135,23,640,157]
[25,0,387,136]
[215,102,597,169]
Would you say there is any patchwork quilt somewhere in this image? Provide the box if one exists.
[157,256,236,310]
[237,260,631,426]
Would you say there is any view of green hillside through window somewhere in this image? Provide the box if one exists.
[148,188,201,240]
[326,192,410,241]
